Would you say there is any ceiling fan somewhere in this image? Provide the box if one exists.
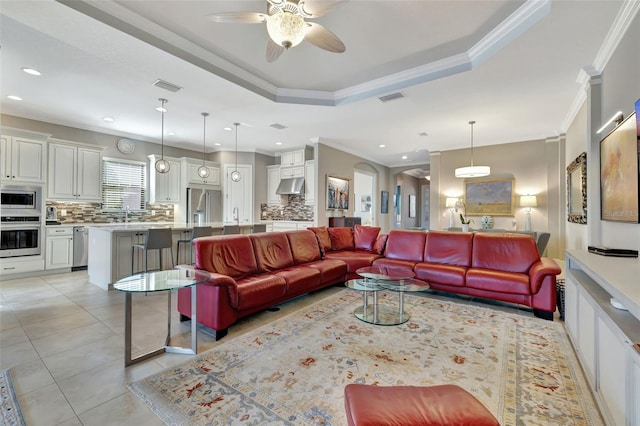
[207,0,346,62]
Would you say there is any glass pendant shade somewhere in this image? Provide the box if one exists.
[231,122,242,182]
[266,11,306,49]
[155,98,170,174]
[198,112,210,179]
[455,120,490,178]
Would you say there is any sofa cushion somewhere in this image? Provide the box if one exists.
[466,269,531,295]
[235,274,287,310]
[286,230,322,264]
[471,233,539,273]
[302,259,347,284]
[424,231,473,266]
[308,226,332,252]
[383,229,426,262]
[325,250,381,277]
[274,267,321,295]
[373,234,388,255]
[353,225,380,251]
[414,262,466,287]
[328,227,355,251]
[250,232,294,273]
[195,235,258,280]
[372,257,419,271]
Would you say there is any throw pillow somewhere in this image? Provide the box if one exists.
[354,225,381,251]
[308,226,332,252]
[328,227,355,251]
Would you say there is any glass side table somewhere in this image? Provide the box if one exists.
[114,268,210,367]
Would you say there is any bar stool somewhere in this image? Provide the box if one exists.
[223,225,240,235]
[252,224,267,233]
[131,228,174,274]
[176,226,212,264]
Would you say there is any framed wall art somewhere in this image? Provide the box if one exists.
[464,178,515,216]
[409,195,416,218]
[567,152,587,224]
[600,111,639,223]
[326,175,350,210]
[381,190,389,214]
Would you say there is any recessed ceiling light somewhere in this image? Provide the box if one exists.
[22,67,41,76]
[214,143,221,146]
[379,144,386,148]
[7,95,22,101]
[401,155,408,160]
[275,142,282,145]
[168,131,176,136]
[103,116,114,122]
[224,127,233,131]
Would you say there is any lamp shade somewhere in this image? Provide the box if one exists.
[266,11,306,49]
[520,195,538,208]
[445,197,458,208]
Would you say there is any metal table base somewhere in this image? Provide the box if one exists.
[354,290,410,325]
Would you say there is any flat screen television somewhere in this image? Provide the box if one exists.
[599,102,640,223]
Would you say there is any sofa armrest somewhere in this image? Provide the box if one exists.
[529,258,561,294]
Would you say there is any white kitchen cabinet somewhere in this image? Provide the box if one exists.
[148,155,181,203]
[280,166,304,179]
[45,227,74,269]
[304,160,315,205]
[1,134,47,184]
[223,164,253,225]
[280,149,305,167]
[267,165,282,205]
[565,250,640,426]
[48,141,102,201]
[186,160,220,187]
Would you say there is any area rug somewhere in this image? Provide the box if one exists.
[130,290,603,425]
[0,369,26,426]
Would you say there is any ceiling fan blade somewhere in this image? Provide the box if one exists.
[266,39,286,62]
[299,0,345,18]
[206,12,268,24]
[305,22,345,53]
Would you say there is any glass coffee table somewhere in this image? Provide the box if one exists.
[114,268,210,367]
[345,266,430,325]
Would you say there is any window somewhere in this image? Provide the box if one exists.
[102,158,146,211]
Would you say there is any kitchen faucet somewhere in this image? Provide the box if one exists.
[232,207,239,226]
[125,205,130,224]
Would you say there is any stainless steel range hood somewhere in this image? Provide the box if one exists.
[276,177,305,195]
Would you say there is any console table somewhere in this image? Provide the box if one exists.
[565,250,640,425]
[329,217,361,229]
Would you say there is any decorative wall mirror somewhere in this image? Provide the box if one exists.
[567,152,587,224]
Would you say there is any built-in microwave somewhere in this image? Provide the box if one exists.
[0,187,38,210]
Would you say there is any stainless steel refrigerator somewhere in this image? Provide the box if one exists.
[186,188,223,225]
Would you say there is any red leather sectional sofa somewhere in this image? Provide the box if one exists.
[177,226,561,339]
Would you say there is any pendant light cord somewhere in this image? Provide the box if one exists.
[160,98,166,160]
[202,112,208,166]
[234,122,239,171]
[469,120,475,167]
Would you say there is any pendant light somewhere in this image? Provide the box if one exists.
[197,112,210,178]
[155,98,170,174]
[455,120,490,178]
[230,122,241,182]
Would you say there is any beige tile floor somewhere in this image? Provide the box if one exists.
[0,270,343,425]
[1,265,566,425]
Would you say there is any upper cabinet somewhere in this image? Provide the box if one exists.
[267,165,282,205]
[304,160,315,205]
[1,134,47,184]
[280,149,305,167]
[184,159,220,187]
[48,140,103,201]
[148,155,181,203]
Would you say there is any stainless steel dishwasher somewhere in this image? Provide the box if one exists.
[73,226,88,270]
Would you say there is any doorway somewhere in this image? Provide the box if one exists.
[354,170,376,225]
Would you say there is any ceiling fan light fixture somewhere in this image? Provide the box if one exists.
[266,11,306,49]
[455,120,490,178]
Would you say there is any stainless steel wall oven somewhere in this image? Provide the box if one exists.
[0,185,43,258]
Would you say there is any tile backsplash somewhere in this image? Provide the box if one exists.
[260,195,313,221]
[45,201,175,224]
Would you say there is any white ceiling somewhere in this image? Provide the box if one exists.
[0,0,629,167]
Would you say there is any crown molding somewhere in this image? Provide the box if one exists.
[592,0,640,72]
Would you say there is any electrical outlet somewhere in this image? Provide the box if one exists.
[151,210,155,216]
[60,209,67,216]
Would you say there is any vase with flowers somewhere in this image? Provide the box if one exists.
[460,214,474,232]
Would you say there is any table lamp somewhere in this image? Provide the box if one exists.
[520,195,537,232]
[445,197,458,228]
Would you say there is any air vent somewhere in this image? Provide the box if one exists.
[378,92,405,102]
[270,123,287,130]
[153,79,183,93]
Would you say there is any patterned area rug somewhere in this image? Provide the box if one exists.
[130,290,603,425]
[0,369,26,426]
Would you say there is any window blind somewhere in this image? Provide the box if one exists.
[102,158,146,211]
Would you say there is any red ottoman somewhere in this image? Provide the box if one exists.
[344,384,499,426]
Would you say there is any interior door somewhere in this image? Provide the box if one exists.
[354,170,376,226]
